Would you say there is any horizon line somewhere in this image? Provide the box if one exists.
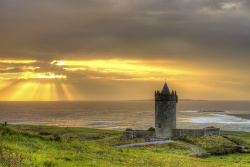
[0,99,249,102]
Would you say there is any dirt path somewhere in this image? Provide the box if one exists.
[114,140,175,148]
[175,141,202,155]
[114,140,202,155]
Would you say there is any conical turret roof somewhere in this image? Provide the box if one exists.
[162,81,170,94]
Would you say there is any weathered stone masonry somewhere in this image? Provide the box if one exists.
[155,82,178,138]
[172,128,220,137]
[123,128,220,140]
[123,130,155,140]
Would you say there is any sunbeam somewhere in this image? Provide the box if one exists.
[0,80,83,101]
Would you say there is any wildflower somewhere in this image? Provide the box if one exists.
[15,148,17,149]
[2,156,5,159]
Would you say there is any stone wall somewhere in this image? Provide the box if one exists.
[172,129,205,137]
[123,128,220,140]
[204,128,220,136]
[172,128,220,137]
[123,130,155,140]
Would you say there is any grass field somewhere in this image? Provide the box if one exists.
[1,124,250,166]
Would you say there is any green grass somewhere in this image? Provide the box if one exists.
[1,125,250,167]
[172,135,239,155]
[220,131,250,147]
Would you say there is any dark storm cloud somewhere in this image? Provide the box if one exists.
[0,0,249,62]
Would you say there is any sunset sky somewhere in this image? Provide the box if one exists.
[0,0,249,101]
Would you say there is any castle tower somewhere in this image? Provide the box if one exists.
[155,81,178,138]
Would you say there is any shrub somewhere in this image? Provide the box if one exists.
[205,126,216,128]
[147,127,155,131]
[39,132,52,135]
[53,134,61,142]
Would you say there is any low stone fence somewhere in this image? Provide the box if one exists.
[123,128,220,140]
[172,128,220,137]
[123,130,155,140]
[204,128,220,136]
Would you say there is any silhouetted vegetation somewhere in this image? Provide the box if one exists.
[147,127,155,131]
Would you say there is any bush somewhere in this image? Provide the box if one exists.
[147,127,155,131]
[39,132,52,135]
[206,126,216,128]
[54,134,61,142]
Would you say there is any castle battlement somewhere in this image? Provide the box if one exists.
[155,90,178,102]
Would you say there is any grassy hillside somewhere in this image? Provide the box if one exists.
[0,124,250,167]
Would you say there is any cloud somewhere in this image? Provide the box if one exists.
[0,0,249,62]
[0,0,249,100]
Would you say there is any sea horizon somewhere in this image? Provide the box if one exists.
[1,100,249,132]
[0,99,249,102]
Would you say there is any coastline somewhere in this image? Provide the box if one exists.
[177,111,250,132]
[227,114,250,120]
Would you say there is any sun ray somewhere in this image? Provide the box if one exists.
[55,82,68,101]
[50,83,59,101]
[61,84,75,101]
[9,82,33,101]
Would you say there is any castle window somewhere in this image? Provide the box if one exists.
[166,117,167,119]
[158,124,161,128]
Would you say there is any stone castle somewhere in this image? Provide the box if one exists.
[123,82,220,140]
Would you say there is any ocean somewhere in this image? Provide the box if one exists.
[0,100,249,132]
